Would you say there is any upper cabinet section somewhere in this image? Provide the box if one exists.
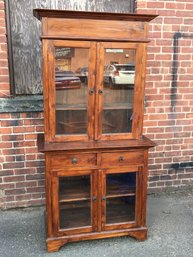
[34,9,157,143]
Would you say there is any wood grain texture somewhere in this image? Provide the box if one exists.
[49,0,134,12]
[9,0,48,94]
[46,19,145,41]
[46,227,147,252]
[101,151,144,167]
[37,134,156,152]
[50,0,96,11]
[50,153,97,168]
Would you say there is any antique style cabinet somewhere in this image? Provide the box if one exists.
[34,9,157,252]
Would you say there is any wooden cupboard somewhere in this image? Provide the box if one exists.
[34,9,157,252]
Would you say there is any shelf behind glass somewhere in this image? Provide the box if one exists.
[59,183,90,203]
[56,103,133,111]
[60,200,91,229]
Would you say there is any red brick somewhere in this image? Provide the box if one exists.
[15,195,31,201]
[3,175,25,183]
[164,18,183,24]
[0,183,15,190]
[16,181,37,188]
[3,162,25,169]
[147,2,164,9]
[166,2,185,9]
[5,188,26,196]
[27,186,45,193]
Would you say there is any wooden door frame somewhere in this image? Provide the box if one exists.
[51,169,98,236]
[95,42,146,141]
[100,166,143,231]
[45,40,97,142]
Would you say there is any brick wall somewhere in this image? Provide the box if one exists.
[0,0,193,208]
[137,0,193,190]
[0,112,45,208]
[0,0,9,97]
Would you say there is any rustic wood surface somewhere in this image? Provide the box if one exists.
[9,0,48,94]
[37,134,156,152]
[49,0,134,13]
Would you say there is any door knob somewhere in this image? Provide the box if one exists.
[92,196,97,202]
[89,88,94,95]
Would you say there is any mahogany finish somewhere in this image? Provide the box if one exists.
[34,9,156,252]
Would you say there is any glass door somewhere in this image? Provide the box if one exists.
[96,42,145,140]
[52,170,98,235]
[47,40,96,142]
[101,168,142,230]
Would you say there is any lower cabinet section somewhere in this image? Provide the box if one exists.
[45,154,148,252]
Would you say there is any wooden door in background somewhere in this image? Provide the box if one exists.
[6,0,135,94]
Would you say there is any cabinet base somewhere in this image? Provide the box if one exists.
[46,227,147,252]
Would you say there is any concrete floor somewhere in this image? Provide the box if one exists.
[1,190,193,257]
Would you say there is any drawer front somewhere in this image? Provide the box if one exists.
[101,151,144,167]
[50,153,97,169]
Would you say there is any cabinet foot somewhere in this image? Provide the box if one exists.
[46,238,68,252]
[129,228,147,241]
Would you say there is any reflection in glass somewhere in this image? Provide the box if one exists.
[59,176,91,229]
[103,49,136,134]
[106,172,136,224]
[55,47,89,135]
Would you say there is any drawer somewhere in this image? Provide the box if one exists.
[50,153,97,169]
[101,151,144,167]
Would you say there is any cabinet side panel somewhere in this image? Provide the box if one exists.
[42,39,49,141]
[45,154,53,237]
[141,150,148,227]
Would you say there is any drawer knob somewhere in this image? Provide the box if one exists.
[102,196,106,201]
[119,156,124,162]
[71,157,78,164]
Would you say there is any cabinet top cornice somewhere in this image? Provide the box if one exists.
[34,9,158,22]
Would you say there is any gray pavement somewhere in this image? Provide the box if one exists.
[1,190,193,257]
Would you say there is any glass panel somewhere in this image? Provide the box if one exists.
[59,176,91,229]
[106,196,135,224]
[106,172,136,224]
[55,47,89,135]
[103,49,136,134]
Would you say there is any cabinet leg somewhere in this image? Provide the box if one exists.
[46,238,68,252]
[129,228,147,241]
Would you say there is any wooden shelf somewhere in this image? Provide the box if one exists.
[59,183,90,203]
[56,105,87,111]
[106,193,135,199]
[60,202,91,229]
[107,185,136,199]
[56,104,133,111]
[106,198,135,224]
